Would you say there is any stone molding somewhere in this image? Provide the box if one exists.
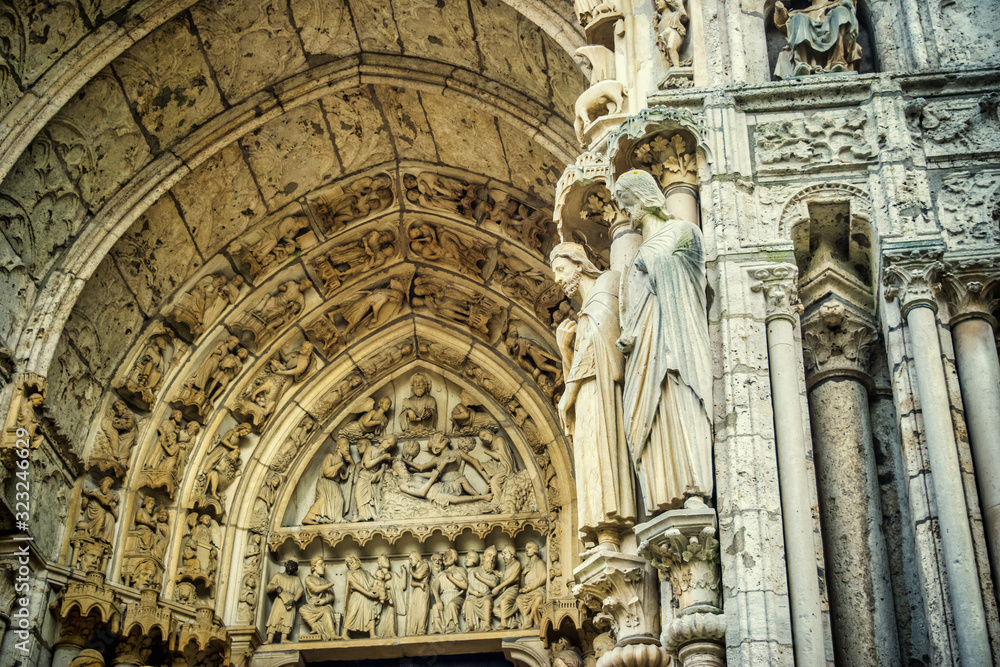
[748,264,801,324]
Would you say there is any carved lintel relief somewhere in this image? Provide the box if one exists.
[636,508,725,666]
[939,251,1000,324]
[748,264,801,323]
[801,301,878,382]
[755,109,877,171]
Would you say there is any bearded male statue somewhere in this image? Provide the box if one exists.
[550,243,636,549]
[612,170,714,514]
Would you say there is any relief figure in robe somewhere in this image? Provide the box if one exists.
[302,437,355,525]
[612,170,714,513]
[550,243,636,547]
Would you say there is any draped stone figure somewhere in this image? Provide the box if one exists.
[550,243,636,547]
[265,560,304,643]
[464,547,499,631]
[773,0,862,78]
[612,170,714,513]
[373,554,405,638]
[406,552,431,635]
[492,546,521,629]
[301,437,354,525]
[300,558,341,640]
[344,554,380,638]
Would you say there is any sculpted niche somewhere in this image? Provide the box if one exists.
[613,170,714,513]
[772,0,863,79]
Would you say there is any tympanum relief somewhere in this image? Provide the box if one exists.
[289,371,538,526]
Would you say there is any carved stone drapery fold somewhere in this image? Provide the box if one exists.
[939,251,1000,326]
[801,301,878,385]
[882,246,945,315]
[748,264,801,323]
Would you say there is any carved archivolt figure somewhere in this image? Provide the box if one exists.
[178,512,219,582]
[171,273,243,338]
[504,324,563,387]
[265,559,304,643]
[76,477,119,544]
[138,411,197,497]
[515,541,546,628]
[235,341,314,428]
[464,547,499,631]
[344,554,380,638]
[450,392,496,433]
[338,277,407,334]
[354,438,392,521]
[613,170,714,512]
[90,400,138,474]
[406,552,431,635]
[119,335,168,409]
[203,422,252,499]
[177,335,242,417]
[237,216,310,278]
[302,437,354,525]
[493,546,521,629]
[133,496,169,561]
[550,243,636,547]
[398,373,438,432]
[300,558,341,640]
[313,230,397,294]
[438,548,468,633]
[231,279,312,349]
[773,0,862,79]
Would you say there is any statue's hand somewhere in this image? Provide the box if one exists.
[555,319,576,352]
[616,336,635,354]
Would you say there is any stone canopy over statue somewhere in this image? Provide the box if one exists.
[773,0,862,79]
[613,170,714,514]
[549,243,636,549]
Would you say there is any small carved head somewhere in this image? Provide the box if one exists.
[525,541,540,557]
[410,373,430,396]
[284,559,299,575]
[311,557,325,575]
[443,549,458,566]
[378,554,391,569]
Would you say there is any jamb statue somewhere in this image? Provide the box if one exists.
[612,170,714,514]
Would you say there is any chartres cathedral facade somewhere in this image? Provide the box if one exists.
[1,0,999,665]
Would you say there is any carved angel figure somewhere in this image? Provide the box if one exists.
[340,396,393,441]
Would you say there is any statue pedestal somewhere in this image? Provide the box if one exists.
[636,508,726,667]
[573,549,669,667]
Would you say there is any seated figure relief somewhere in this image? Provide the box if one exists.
[773,0,862,79]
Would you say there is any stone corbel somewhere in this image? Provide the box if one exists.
[938,250,1000,326]
[801,300,878,388]
[56,572,122,650]
[636,508,725,667]
[227,625,263,667]
[882,245,945,315]
[573,551,668,667]
[748,264,802,324]
[173,606,230,666]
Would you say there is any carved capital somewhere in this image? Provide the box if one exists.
[939,251,1000,326]
[596,643,670,667]
[636,508,721,614]
[573,551,660,644]
[748,264,801,323]
[882,247,945,316]
[801,301,878,383]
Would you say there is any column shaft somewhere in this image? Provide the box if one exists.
[952,316,1000,597]
[906,305,991,666]
[766,316,826,667]
[808,377,899,665]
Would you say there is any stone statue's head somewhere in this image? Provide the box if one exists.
[525,541,540,557]
[410,373,430,396]
[612,170,668,227]
[443,548,458,566]
[311,557,325,574]
[550,243,602,297]
[501,545,516,562]
[284,559,299,575]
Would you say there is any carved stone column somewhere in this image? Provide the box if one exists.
[637,507,726,667]
[801,301,899,666]
[939,251,1000,599]
[883,248,991,667]
[573,551,669,667]
[747,264,826,667]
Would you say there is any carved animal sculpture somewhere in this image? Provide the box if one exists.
[574,80,626,145]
